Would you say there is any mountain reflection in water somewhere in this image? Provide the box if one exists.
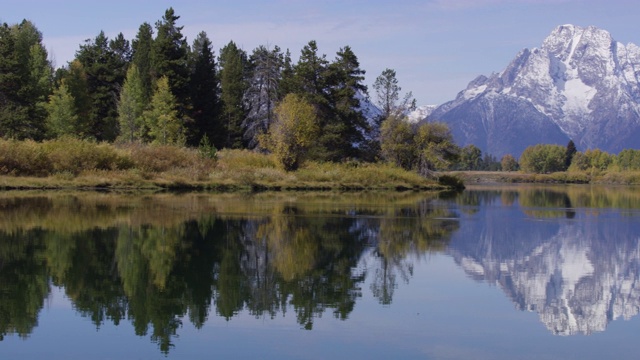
[1,187,640,356]
[449,186,640,336]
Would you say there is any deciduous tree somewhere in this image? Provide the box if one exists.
[519,144,566,173]
[46,82,79,137]
[414,122,459,176]
[117,64,146,142]
[144,76,184,145]
[262,94,319,171]
[500,154,519,172]
[379,114,415,170]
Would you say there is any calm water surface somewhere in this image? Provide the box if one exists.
[1,186,640,359]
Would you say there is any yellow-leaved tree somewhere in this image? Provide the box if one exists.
[261,94,319,171]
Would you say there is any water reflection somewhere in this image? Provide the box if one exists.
[0,192,457,353]
[3,187,640,355]
[450,185,640,336]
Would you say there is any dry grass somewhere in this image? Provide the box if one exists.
[0,140,443,191]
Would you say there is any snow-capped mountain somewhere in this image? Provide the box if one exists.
[427,25,640,158]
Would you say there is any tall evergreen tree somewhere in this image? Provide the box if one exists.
[0,23,26,139]
[278,49,295,100]
[63,60,92,134]
[291,40,331,159]
[373,68,400,120]
[152,8,190,119]
[75,31,128,141]
[565,139,577,169]
[292,40,328,99]
[243,45,283,149]
[218,41,248,149]
[188,31,219,146]
[132,22,154,101]
[0,21,52,139]
[323,46,368,160]
[144,76,184,145]
[117,64,146,143]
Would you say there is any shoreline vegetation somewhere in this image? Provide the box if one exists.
[451,170,640,185]
[0,138,449,192]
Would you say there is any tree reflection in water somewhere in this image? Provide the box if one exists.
[0,192,457,353]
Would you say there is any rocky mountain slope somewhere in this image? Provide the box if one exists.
[427,25,640,158]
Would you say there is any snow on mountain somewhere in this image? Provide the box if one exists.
[355,90,383,124]
[428,24,640,158]
[407,105,438,123]
[355,91,435,143]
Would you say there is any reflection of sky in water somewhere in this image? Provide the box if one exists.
[3,189,640,359]
[4,252,640,360]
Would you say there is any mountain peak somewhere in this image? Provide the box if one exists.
[428,24,640,158]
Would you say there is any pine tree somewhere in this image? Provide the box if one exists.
[243,45,283,149]
[27,41,53,132]
[152,8,190,119]
[132,22,154,101]
[291,40,331,159]
[144,76,184,145]
[323,46,368,160]
[117,64,146,143]
[0,23,26,139]
[0,21,52,139]
[63,60,92,135]
[565,139,577,170]
[75,31,129,141]
[219,41,248,148]
[188,31,219,146]
[46,81,79,137]
[373,68,400,120]
[278,49,295,99]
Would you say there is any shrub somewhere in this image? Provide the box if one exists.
[42,137,131,175]
[438,174,465,190]
[0,139,51,176]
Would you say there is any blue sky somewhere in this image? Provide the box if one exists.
[3,0,640,105]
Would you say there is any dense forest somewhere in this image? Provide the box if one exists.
[0,8,464,175]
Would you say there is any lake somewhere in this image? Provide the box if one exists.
[1,186,640,359]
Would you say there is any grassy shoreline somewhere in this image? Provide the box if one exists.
[450,170,640,185]
[0,138,448,192]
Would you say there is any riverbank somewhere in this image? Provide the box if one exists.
[450,170,640,185]
[0,139,447,191]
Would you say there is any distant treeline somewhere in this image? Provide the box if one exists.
[449,140,640,175]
